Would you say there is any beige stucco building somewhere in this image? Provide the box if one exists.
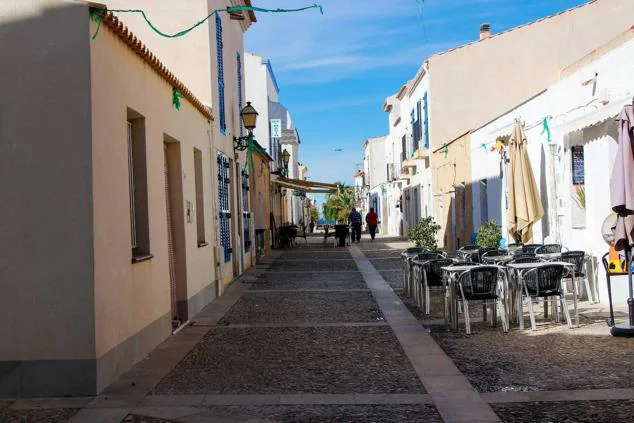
[427,0,634,148]
[0,0,233,397]
[431,133,474,251]
[101,0,258,289]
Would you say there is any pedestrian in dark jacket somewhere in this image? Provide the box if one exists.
[349,208,362,243]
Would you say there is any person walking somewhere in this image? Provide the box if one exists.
[366,208,378,241]
[348,208,362,243]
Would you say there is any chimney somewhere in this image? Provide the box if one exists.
[480,23,492,40]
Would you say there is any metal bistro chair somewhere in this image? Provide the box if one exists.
[521,244,543,254]
[511,253,539,262]
[411,252,447,302]
[457,245,480,261]
[507,243,524,254]
[455,266,509,334]
[401,248,426,295]
[520,264,572,331]
[535,244,563,255]
[481,249,508,263]
[560,251,594,303]
[416,258,456,315]
[333,224,350,248]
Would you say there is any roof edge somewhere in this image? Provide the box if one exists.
[96,10,214,121]
[430,0,598,59]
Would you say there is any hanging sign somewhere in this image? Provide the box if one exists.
[270,119,282,138]
[571,145,585,185]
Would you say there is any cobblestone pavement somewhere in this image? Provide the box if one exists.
[5,235,634,422]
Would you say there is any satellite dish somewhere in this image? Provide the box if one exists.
[602,212,618,246]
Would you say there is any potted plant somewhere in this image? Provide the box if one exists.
[476,220,502,249]
[407,216,441,250]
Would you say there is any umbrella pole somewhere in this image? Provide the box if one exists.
[611,244,634,336]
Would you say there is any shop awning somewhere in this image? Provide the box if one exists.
[273,176,338,193]
[551,96,630,136]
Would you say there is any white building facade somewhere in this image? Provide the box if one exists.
[470,30,634,304]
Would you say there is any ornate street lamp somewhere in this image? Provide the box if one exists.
[233,102,258,151]
[281,149,291,176]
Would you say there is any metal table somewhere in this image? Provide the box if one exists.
[441,264,480,332]
[506,261,576,329]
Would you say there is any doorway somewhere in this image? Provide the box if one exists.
[164,139,187,331]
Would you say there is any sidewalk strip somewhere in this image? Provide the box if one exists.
[349,244,501,423]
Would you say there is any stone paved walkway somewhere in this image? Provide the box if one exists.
[3,236,634,422]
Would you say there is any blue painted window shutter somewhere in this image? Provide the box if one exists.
[217,153,231,262]
[423,92,429,149]
[215,14,226,135]
[236,52,243,137]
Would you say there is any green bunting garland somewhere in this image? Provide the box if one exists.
[227,4,323,15]
[443,143,449,158]
[172,87,182,110]
[480,143,487,153]
[89,8,102,40]
[243,133,267,176]
[541,117,551,143]
[90,4,323,40]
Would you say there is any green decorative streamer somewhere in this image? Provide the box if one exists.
[172,87,182,110]
[541,117,551,143]
[90,4,322,40]
[89,8,102,40]
[443,143,449,158]
[243,133,266,176]
[227,4,323,15]
[480,143,487,154]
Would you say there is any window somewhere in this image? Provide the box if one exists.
[236,52,243,137]
[410,109,418,153]
[194,148,206,246]
[217,153,231,262]
[242,169,251,253]
[411,101,422,152]
[401,135,407,164]
[423,92,429,149]
[215,14,226,135]
[127,109,150,258]
[570,145,586,228]
[480,179,489,225]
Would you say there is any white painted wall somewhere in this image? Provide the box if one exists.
[548,37,634,305]
[245,52,279,153]
[470,35,634,305]
[470,92,550,246]
[365,136,387,190]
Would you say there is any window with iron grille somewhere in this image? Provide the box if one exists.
[242,169,251,252]
[236,51,243,137]
[215,14,226,135]
[217,153,231,262]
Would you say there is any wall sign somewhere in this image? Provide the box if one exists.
[571,145,585,186]
[270,119,282,138]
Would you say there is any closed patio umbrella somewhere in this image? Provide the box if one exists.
[610,104,634,252]
[507,120,544,243]
[609,104,634,336]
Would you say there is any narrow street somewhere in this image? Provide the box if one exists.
[4,236,634,422]
[0,236,491,422]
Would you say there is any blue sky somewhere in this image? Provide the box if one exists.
[245,0,587,210]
